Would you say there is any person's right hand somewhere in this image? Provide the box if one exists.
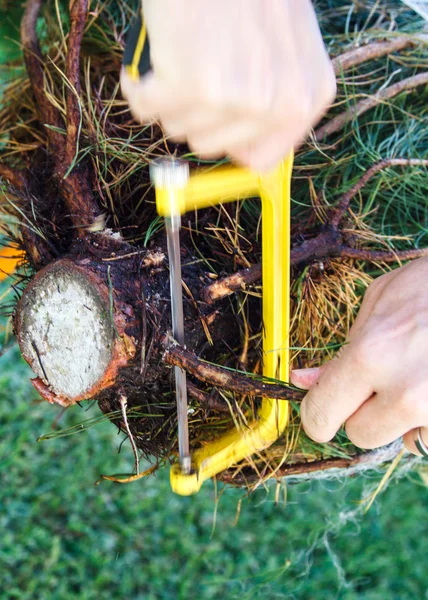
[291,257,428,458]
[121,0,336,171]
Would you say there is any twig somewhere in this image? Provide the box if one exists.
[119,393,140,475]
[315,72,428,141]
[332,36,416,75]
[163,338,304,402]
[21,0,64,156]
[201,265,262,304]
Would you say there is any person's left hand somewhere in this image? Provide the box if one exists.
[290,257,428,457]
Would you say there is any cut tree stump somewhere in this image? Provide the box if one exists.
[16,259,135,407]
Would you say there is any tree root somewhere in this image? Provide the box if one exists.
[202,265,262,304]
[59,0,101,232]
[315,72,428,141]
[163,337,304,402]
[203,239,428,304]
[341,246,428,262]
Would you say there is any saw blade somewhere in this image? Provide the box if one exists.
[165,215,191,473]
[150,158,191,474]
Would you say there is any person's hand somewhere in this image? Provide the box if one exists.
[121,0,336,171]
[290,257,428,457]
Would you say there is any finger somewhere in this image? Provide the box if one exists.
[120,69,191,122]
[160,107,227,141]
[229,125,300,171]
[186,118,266,158]
[299,341,375,443]
[345,388,427,449]
[403,426,428,457]
[290,366,326,390]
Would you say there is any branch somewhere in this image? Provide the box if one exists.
[332,36,416,75]
[163,338,304,402]
[58,0,101,234]
[220,445,412,485]
[315,72,428,141]
[65,0,88,165]
[221,456,359,485]
[341,246,428,262]
[203,237,428,303]
[203,158,428,303]
[202,265,262,304]
[331,158,428,227]
[21,0,64,156]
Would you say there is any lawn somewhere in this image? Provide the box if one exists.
[0,341,427,600]
[0,2,427,598]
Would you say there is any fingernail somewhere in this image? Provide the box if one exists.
[291,367,320,377]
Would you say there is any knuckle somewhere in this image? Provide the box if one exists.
[352,333,388,372]
[345,423,374,450]
[395,388,427,418]
[396,390,414,414]
[301,396,333,442]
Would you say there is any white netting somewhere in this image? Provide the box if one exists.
[282,440,417,484]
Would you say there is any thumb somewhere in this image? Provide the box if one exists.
[290,365,327,390]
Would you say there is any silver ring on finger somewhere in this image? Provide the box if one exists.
[415,427,428,458]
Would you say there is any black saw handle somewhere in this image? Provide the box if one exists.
[123,9,152,81]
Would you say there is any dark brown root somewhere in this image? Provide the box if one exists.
[187,381,231,413]
[221,456,360,485]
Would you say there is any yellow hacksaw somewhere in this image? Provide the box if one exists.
[124,8,293,496]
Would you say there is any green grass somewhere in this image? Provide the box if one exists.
[0,343,427,600]
[1,2,427,597]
